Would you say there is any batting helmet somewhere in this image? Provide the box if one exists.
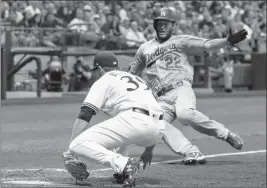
[153,7,176,30]
[91,51,118,71]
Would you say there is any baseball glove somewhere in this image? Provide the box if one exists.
[62,152,89,181]
[227,28,248,45]
[65,159,90,181]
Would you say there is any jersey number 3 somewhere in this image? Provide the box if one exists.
[121,76,149,91]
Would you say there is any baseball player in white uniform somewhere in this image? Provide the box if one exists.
[129,7,247,164]
[63,51,166,187]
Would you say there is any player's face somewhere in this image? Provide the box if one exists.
[156,20,174,41]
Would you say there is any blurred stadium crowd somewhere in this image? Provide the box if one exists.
[1,0,266,51]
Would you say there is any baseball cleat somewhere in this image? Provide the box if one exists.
[183,152,197,165]
[113,173,124,184]
[195,152,207,164]
[183,152,207,165]
[122,158,139,187]
[226,131,243,150]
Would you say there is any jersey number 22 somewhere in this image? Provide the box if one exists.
[121,76,149,91]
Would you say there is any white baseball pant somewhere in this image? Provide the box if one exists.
[115,121,200,157]
[69,110,163,173]
[158,80,230,153]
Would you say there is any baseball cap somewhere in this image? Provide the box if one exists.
[93,14,100,20]
[92,51,118,70]
[84,5,92,11]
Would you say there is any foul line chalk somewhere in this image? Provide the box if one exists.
[2,149,266,174]
[2,180,53,185]
[156,149,266,164]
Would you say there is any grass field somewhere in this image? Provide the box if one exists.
[1,96,266,187]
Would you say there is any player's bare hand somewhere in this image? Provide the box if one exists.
[227,28,248,45]
[139,145,155,170]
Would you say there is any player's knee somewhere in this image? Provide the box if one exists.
[176,108,195,123]
[69,140,80,155]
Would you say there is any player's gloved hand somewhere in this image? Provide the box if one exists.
[139,145,155,170]
[62,151,89,181]
[226,28,248,45]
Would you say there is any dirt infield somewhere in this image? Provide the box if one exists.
[1,96,266,187]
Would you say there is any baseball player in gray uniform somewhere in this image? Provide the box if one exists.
[129,7,247,164]
[63,51,167,187]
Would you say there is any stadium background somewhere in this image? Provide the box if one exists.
[1,0,266,98]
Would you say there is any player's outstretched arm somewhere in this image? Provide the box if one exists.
[203,28,248,51]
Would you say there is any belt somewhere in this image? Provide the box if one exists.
[132,107,163,120]
[156,79,192,97]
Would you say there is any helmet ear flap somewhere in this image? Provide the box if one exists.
[153,20,157,31]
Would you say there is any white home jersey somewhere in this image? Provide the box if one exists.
[82,70,163,117]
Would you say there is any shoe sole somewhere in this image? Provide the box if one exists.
[227,133,243,150]
[227,139,243,150]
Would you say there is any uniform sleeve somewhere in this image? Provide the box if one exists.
[82,74,111,114]
[180,35,209,55]
[129,45,146,75]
